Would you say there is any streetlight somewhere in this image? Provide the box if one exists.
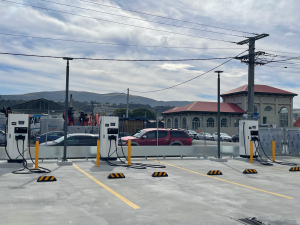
[62,57,73,163]
[215,70,223,159]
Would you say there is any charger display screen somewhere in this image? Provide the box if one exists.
[15,127,28,134]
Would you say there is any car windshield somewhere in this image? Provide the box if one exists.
[133,130,147,138]
[54,135,69,143]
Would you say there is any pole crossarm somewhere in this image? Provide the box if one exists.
[236,33,269,45]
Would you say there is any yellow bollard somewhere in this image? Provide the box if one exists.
[128,140,131,166]
[272,140,275,162]
[35,141,39,169]
[250,140,253,163]
[96,140,100,167]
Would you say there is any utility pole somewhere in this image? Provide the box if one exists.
[235,34,269,119]
[62,57,73,163]
[215,71,223,159]
[126,88,129,117]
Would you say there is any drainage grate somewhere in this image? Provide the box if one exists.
[237,217,269,225]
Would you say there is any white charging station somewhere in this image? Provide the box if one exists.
[99,116,119,160]
[7,114,29,162]
[239,120,259,158]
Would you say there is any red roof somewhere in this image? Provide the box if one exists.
[162,101,245,114]
[294,117,300,127]
[221,84,297,96]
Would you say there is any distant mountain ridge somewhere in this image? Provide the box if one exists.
[1,91,192,107]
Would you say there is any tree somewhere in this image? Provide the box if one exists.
[131,108,156,119]
[113,108,130,117]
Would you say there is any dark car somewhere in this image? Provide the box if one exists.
[40,134,98,146]
[118,132,131,138]
[120,128,192,146]
[35,131,65,144]
[232,134,239,142]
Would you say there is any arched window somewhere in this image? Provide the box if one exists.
[192,117,200,130]
[174,118,178,129]
[264,106,273,112]
[221,118,228,127]
[182,117,187,129]
[207,118,214,127]
[167,118,171,128]
[279,108,288,127]
[234,118,240,127]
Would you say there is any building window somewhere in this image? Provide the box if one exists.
[174,118,178,129]
[167,118,171,128]
[264,106,273,112]
[234,118,240,127]
[182,117,187,129]
[221,118,228,127]
[207,118,214,127]
[279,108,288,127]
[192,117,200,130]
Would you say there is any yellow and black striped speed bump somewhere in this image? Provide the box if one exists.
[207,170,222,175]
[152,172,168,177]
[37,176,57,182]
[289,167,300,171]
[107,173,125,179]
[243,169,257,174]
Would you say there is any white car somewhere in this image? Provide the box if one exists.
[185,130,198,139]
[196,132,213,140]
[212,132,232,142]
[0,130,6,145]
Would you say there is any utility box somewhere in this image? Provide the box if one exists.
[100,116,119,160]
[7,114,29,162]
[239,120,259,158]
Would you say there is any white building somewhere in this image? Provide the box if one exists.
[162,84,297,135]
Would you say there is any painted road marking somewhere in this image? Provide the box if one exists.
[149,159,293,199]
[73,164,140,209]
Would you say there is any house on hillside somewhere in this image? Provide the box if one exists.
[162,85,297,135]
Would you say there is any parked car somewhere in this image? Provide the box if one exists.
[196,132,213,140]
[185,130,198,139]
[232,134,239,142]
[119,128,192,146]
[0,130,6,145]
[212,132,232,142]
[118,132,131,138]
[40,133,98,146]
[35,131,65,144]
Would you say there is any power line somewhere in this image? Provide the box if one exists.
[263,65,300,70]
[130,49,248,93]
[0,32,248,50]
[98,91,127,104]
[76,0,258,35]
[258,49,300,56]
[38,0,246,38]
[2,0,236,44]
[0,52,234,61]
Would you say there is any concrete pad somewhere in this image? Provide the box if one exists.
[56,160,73,166]
[1,157,300,225]
[210,157,228,162]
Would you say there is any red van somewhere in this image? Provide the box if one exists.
[119,128,192,146]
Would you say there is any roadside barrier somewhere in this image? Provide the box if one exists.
[107,173,125,179]
[207,170,222,175]
[152,172,168,177]
[243,169,257,174]
[37,176,57,182]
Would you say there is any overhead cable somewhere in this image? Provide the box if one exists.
[0,32,247,50]
[38,0,246,38]
[0,52,234,61]
[130,49,248,93]
[76,0,258,35]
[2,0,236,44]
[263,65,300,70]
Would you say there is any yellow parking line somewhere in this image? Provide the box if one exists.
[73,164,140,209]
[148,159,293,199]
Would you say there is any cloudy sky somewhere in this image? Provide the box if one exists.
[0,0,299,106]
